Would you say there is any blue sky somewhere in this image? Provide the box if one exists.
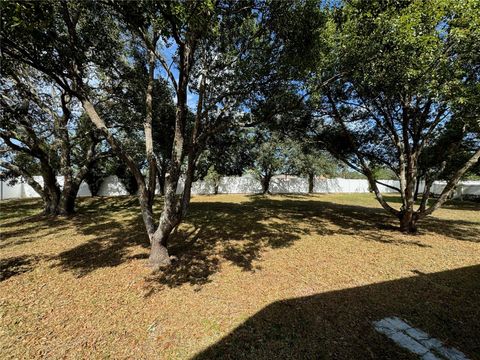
[155,43,199,110]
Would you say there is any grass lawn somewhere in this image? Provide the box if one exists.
[1,193,479,359]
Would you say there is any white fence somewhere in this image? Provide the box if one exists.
[1,175,479,200]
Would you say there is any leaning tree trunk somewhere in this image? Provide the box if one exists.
[149,216,176,268]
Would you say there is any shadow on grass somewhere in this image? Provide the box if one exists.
[0,254,42,281]
[247,196,479,244]
[0,215,72,250]
[0,197,150,278]
[192,265,480,360]
[0,198,42,222]
[143,200,311,291]
[143,196,478,292]
[52,198,150,278]
[1,195,478,285]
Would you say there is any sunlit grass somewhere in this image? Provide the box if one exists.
[1,194,479,359]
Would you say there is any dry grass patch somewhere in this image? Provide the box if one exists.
[1,194,479,359]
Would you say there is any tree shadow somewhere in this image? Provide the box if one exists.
[79,195,140,213]
[0,254,42,281]
[246,197,433,247]
[192,265,480,360]
[0,198,42,221]
[0,197,140,251]
[51,208,149,278]
[143,200,312,292]
[176,195,478,290]
[248,197,479,244]
[146,195,477,292]
[4,195,478,286]
[0,215,71,249]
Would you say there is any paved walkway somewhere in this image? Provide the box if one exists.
[374,317,469,360]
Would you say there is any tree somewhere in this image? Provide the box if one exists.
[415,120,480,199]
[250,131,288,194]
[1,1,278,267]
[285,141,338,193]
[195,125,254,194]
[0,64,106,214]
[203,167,222,195]
[112,1,271,266]
[151,80,177,196]
[309,0,480,232]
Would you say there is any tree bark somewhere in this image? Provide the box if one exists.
[43,190,61,215]
[399,210,418,233]
[40,163,62,215]
[413,176,421,201]
[144,44,157,212]
[261,175,271,194]
[156,164,166,196]
[58,176,84,215]
[149,172,181,267]
[59,190,77,215]
[308,173,315,194]
[149,224,173,268]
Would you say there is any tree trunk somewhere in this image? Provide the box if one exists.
[147,158,182,267]
[214,182,219,195]
[308,173,315,194]
[422,147,480,217]
[139,190,156,237]
[41,169,62,215]
[59,193,76,215]
[59,184,80,215]
[42,182,63,215]
[399,210,418,233]
[41,183,79,216]
[149,226,172,269]
[156,164,166,196]
[148,183,179,268]
[43,192,61,215]
[413,176,421,201]
[261,175,271,194]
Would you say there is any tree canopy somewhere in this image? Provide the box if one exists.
[305,0,480,231]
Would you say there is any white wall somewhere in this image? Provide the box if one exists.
[97,175,128,196]
[1,175,479,200]
[431,181,480,199]
[0,180,23,200]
